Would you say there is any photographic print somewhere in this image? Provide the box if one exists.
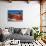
[8,10,23,22]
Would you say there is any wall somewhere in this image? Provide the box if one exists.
[0,1,40,29]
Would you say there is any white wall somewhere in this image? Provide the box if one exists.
[0,1,40,29]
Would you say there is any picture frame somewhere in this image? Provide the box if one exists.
[8,10,23,22]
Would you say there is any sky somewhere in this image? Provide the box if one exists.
[8,10,23,14]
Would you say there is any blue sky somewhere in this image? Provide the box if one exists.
[8,10,23,15]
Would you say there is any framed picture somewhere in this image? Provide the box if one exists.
[8,10,23,22]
